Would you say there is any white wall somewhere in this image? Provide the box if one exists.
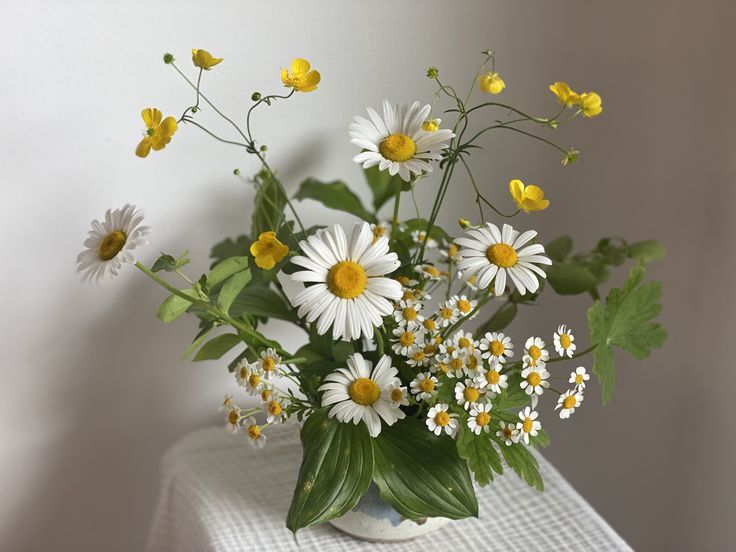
[2,1,734,550]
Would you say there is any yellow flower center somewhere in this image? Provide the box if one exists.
[248,424,261,439]
[486,370,500,385]
[412,351,427,363]
[575,374,584,385]
[261,389,271,401]
[502,426,513,439]
[238,366,249,379]
[486,243,518,268]
[262,357,276,372]
[402,290,416,301]
[419,378,435,393]
[476,412,491,427]
[373,226,386,239]
[490,340,505,356]
[268,401,282,416]
[424,344,436,355]
[98,230,127,261]
[468,355,479,370]
[422,119,439,132]
[438,362,450,374]
[390,388,404,402]
[398,275,411,286]
[450,358,464,371]
[423,266,440,277]
[424,319,437,332]
[445,345,456,355]
[522,417,533,433]
[327,261,367,299]
[562,395,577,409]
[228,411,239,425]
[448,243,459,258]
[248,374,261,388]
[379,133,416,162]
[458,337,472,349]
[349,377,380,406]
[146,128,156,137]
[463,387,480,403]
[434,411,450,426]
[560,334,572,349]
[527,372,542,387]
[399,332,415,346]
[440,307,454,320]
[528,345,542,361]
[402,307,418,321]
[457,299,472,314]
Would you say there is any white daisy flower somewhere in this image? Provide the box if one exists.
[387,384,409,407]
[289,222,402,341]
[516,407,542,445]
[569,366,590,390]
[393,299,425,328]
[411,230,438,249]
[436,299,460,328]
[350,100,455,182]
[415,265,445,281]
[464,349,483,376]
[220,395,234,411]
[520,365,550,396]
[456,222,551,296]
[556,389,584,419]
[77,204,151,282]
[422,317,439,335]
[410,372,439,401]
[443,349,468,379]
[442,242,461,262]
[370,221,391,242]
[497,421,520,446]
[244,417,267,449]
[258,348,283,379]
[262,395,288,424]
[244,367,264,396]
[479,332,514,363]
[553,324,577,358]
[391,326,425,357]
[454,379,485,410]
[481,360,508,394]
[319,353,405,437]
[426,403,459,436]
[523,337,549,368]
[450,329,478,354]
[406,348,431,368]
[468,403,493,435]
[430,357,451,376]
[397,275,419,288]
[225,405,242,434]
[259,385,274,403]
[234,359,252,388]
[453,295,478,319]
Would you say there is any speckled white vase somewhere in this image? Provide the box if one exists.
[328,484,452,542]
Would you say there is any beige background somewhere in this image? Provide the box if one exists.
[1,0,734,550]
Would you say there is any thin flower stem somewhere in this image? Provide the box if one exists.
[181,117,249,148]
[545,344,597,364]
[391,188,402,239]
[458,156,519,219]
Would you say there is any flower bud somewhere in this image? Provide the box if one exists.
[426,66,439,79]
[260,145,268,152]
[163,53,174,64]
[233,168,240,175]
[458,218,471,230]
[251,92,262,101]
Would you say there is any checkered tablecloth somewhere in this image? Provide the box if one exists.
[146,424,630,551]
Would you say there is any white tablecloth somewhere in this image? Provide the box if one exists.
[146,424,630,551]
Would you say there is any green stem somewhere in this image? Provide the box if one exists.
[181,117,249,148]
[546,344,597,364]
[391,188,402,239]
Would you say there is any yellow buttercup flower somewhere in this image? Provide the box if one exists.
[509,179,550,213]
[281,58,321,92]
[549,82,581,107]
[191,49,223,70]
[579,92,602,117]
[478,72,505,94]
[135,108,178,158]
[250,231,289,270]
[422,119,440,132]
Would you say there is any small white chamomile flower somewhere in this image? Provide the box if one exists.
[497,420,520,446]
[244,367,265,396]
[258,348,283,379]
[391,326,425,357]
[479,332,514,363]
[436,300,460,328]
[426,403,459,436]
[451,329,478,353]
[244,417,267,448]
[481,360,508,394]
[516,407,541,444]
[410,372,439,401]
[523,337,549,368]
[444,350,468,379]
[455,379,485,410]
[262,395,288,424]
[556,389,584,419]
[234,359,252,388]
[393,300,425,328]
[468,403,493,435]
[407,349,430,368]
[453,295,478,319]
[553,324,576,358]
[225,405,242,434]
[387,384,409,407]
[411,230,438,249]
[415,265,446,281]
[520,365,550,396]
[569,366,590,390]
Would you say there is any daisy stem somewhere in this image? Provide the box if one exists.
[374,328,385,357]
[390,189,402,239]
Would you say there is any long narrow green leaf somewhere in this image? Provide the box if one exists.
[217,269,252,313]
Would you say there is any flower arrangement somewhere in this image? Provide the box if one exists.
[78,49,667,533]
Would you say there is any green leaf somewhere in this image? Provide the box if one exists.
[229,285,297,322]
[456,426,503,486]
[546,263,598,295]
[401,218,450,244]
[286,408,373,533]
[363,164,402,212]
[182,322,215,360]
[210,236,249,267]
[476,302,517,334]
[628,240,666,263]
[498,442,544,491]
[372,417,478,520]
[545,236,573,262]
[493,372,530,410]
[207,256,249,287]
[252,169,287,237]
[295,178,376,223]
[156,288,199,323]
[217,269,252,314]
[151,253,177,273]
[587,265,667,403]
[192,333,243,361]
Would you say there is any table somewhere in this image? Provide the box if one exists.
[146,424,631,551]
